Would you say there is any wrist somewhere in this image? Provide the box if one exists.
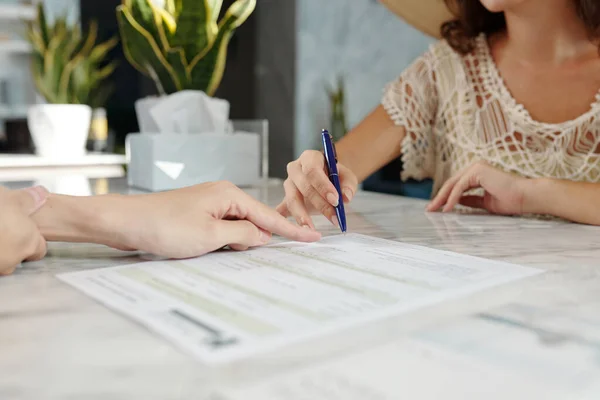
[33,193,126,247]
[521,177,554,215]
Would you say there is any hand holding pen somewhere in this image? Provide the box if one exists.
[276,130,358,231]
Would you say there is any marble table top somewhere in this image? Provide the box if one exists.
[2,178,600,399]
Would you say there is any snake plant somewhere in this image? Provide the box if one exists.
[116,0,256,96]
[26,3,119,107]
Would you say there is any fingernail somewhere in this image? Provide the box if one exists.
[343,188,353,202]
[25,186,49,207]
[302,224,312,230]
[329,216,339,227]
[326,193,339,207]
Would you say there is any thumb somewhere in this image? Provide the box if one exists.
[214,220,272,251]
[17,186,49,215]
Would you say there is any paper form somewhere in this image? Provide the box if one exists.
[58,234,542,367]
[214,302,600,400]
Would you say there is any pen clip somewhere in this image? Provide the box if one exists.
[328,131,338,163]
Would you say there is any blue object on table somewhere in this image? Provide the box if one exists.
[362,157,433,199]
[321,129,347,232]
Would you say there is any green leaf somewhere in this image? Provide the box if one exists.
[58,52,87,102]
[144,0,190,84]
[52,17,67,38]
[96,61,119,81]
[189,0,255,95]
[26,2,116,105]
[31,55,55,103]
[36,3,50,47]
[206,0,223,23]
[26,23,46,53]
[171,0,217,63]
[88,36,119,64]
[116,5,180,94]
[78,20,99,57]
[119,0,254,95]
[43,30,69,100]
[165,0,176,16]
[127,0,167,53]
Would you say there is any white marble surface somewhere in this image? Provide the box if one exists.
[1,178,600,399]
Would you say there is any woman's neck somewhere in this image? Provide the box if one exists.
[503,1,595,66]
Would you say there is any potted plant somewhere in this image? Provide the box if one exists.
[116,0,265,192]
[116,0,256,132]
[26,3,118,158]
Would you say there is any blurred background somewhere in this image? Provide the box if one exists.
[0,0,433,196]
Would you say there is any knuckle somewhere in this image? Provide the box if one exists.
[286,193,301,208]
[286,161,297,174]
[283,178,293,191]
[302,184,319,199]
[284,192,306,215]
[300,150,317,159]
[283,179,300,196]
[215,180,236,191]
[313,179,330,194]
[300,150,324,167]
[303,165,323,180]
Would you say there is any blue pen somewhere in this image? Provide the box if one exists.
[321,129,347,233]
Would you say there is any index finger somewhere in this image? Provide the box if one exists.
[299,154,339,207]
[238,194,322,242]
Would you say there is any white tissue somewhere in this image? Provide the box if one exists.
[147,90,230,134]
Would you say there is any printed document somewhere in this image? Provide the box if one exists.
[214,302,600,400]
[58,234,542,366]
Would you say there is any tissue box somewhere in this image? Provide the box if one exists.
[126,131,263,191]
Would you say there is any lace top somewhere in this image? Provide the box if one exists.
[382,34,600,197]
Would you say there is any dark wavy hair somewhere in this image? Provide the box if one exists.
[441,0,600,54]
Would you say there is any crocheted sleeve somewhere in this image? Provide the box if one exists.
[382,48,439,182]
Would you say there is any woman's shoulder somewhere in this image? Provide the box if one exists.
[424,34,488,67]
[413,34,489,91]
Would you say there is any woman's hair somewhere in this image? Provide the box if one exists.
[441,0,600,54]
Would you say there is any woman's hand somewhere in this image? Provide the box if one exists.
[427,161,528,215]
[276,150,358,229]
[112,181,322,257]
[0,186,49,275]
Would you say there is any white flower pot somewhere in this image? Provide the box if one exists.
[27,104,92,158]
